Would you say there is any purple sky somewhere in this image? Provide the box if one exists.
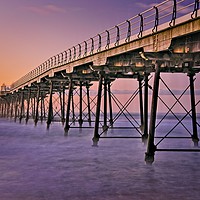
[0,0,163,86]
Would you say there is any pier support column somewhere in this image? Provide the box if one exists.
[1,101,4,117]
[145,66,160,164]
[4,100,7,117]
[92,74,103,146]
[108,81,113,125]
[2,101,5,117]
[31,96,36,119]
[64,79,73,133]
[142,72,149,141]
[34,86,40,126]
[6,98,11,118]
[4,101,7,118]
[26,89,31,124]
[40,94,44,123]
[103,78,108,131]
[61,85,65,125]
[0,101,2,117]
[71,92,75,123]
[188,72,199,145]
[86,83,92,125]
[14,95,19,122]
[42,96,46,120]
[4,99,8,118]
[47,82,53,129]
[59,91,63,124]
[41,94,46,122]
[0,100,3,117]
[19,92,24,122]
[138,75,144,133]
[10,97,14,118]
[78,81,83,126]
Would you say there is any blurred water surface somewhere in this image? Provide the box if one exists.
[0,118,200,200]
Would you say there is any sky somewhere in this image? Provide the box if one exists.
[0,0,163,87]
[0,0,199,94]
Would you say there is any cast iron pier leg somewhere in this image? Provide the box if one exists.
[108,81,113,125]
[3,101,6,117]
[59,91,63,123]
[71,92,75,123]
[103,78,108,131]
[145,67,160,164]
[3,100,6,117]
[10,97,14,118]
[19,91,24,123]
[14,95,18,122]
[0,101,2,117]
[26,89,31,124]
[86,83,92,125]
[64,79,73,133]
[47,82,53,129]
[142,72,149,141]
[61,85,65,125]
[42,97,46,120]
[34,86,40,126]
[78,81,83,126]
[188,72,199,145]
[32,97,36,119]
[40,95,43,123]
[92,74,103,146]
[6,98,10,118]
[1,101,4,117]
[138,75,144,133]
[2,100,5,117]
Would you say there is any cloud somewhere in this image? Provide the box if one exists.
[135,2,156,10]
[136,1,191,15]
[45,4,66,13]
[25,4,66,15]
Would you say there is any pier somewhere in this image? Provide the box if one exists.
[0,0,200,163]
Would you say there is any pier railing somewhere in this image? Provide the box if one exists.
[10,0,199,91]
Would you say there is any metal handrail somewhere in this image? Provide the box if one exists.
[10,0,199,91]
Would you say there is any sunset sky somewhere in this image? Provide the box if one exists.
[0,0,199,92]
[0,0,163,87]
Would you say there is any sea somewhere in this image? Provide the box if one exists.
[0,114,200,200]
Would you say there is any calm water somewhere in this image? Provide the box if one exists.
[0,117,200,200]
